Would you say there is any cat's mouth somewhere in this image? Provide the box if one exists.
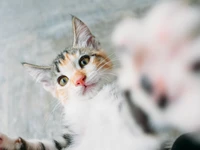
[82,83,96,95]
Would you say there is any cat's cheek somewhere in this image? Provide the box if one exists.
[93,51,113,70]
[55,88,69,105]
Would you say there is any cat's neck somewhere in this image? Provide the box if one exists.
[63,81,121,133]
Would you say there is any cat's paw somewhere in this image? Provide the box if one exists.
[0,133,23,150]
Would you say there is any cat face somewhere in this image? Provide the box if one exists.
[22,16,112,104]
[113,2,200,132]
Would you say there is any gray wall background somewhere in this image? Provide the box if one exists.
[0,0,158,139]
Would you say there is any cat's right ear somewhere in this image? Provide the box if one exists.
[22,63,55,94]
[71,15,100,49]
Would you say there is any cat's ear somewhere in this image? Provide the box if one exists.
[22,63,55,94]
[72,16,100,49]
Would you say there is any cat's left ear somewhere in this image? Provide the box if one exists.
[22,63,56,95]
[72,16,100,49]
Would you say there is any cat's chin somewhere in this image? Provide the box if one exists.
[76,82,103,100]
[70,77,112,100]
[82,84,100,99]
[82,83,96,95]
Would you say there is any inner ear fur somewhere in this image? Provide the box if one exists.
[72,15,100,49]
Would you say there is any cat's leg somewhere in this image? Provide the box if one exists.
[0,132,72,150]
[0,133,23,150]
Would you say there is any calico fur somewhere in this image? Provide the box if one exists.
[0,16,162,150]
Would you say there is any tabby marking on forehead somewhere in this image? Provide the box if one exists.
[59,53,76,67]
[53,47,100,71]
[53,50,76,73]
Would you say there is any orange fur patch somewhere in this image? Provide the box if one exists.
[93,51,112,69]
[59,53,77,66]
[56,88,68,104]
[59,53,70,66]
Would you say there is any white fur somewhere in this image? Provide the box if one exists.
[63,82,160,150]
[112,1,200,134]
[0,14,170,150]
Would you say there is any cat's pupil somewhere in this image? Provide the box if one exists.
[82,60,87,65]
[62,78,66,83]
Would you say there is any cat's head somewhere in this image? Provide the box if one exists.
[22,16,113,104]
[113,2,200,132]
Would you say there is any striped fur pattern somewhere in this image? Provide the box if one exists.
[0,131,71,150]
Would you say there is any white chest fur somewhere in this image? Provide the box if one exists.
[64,83,159,150]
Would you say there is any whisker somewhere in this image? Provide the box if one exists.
[101,72,118,77]
[43,100,62,128]
[52,102,62,114]
[87,66,115,84]
[106,52,118,60]
[86,54,119,83]
[95,56,119,69]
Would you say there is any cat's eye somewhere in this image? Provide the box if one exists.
[57,75,69,86]
[79,55,90,68]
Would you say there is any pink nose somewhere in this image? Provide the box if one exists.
[75,75,86,86]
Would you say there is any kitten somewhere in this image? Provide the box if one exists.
[113,0,200,136]
[0,16,161,150]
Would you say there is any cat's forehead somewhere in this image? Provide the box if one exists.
[53,47,95,73]
[64,47,95,55]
